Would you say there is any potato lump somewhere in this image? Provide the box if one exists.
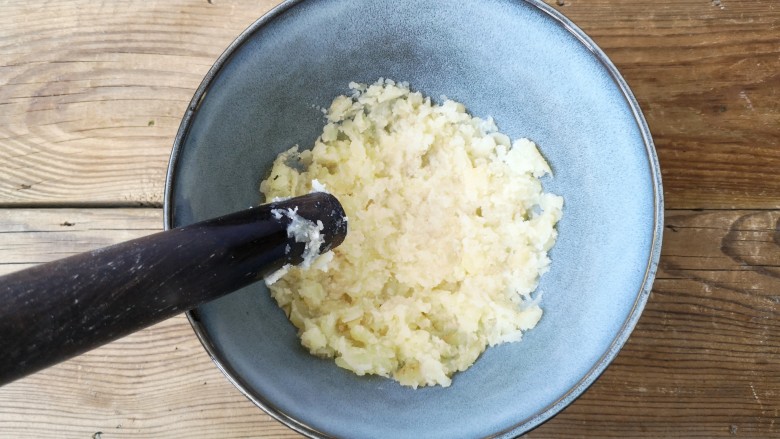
[260,79,562,388]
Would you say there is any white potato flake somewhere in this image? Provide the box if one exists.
[259,79,563,388]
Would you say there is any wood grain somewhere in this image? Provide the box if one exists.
[0,208,161,275]
[543,0,780,209]
[0,0,279,206]
[0,209,777,437]
[530,210,780,438]
[0,0,778,207]
[0,316,298,439]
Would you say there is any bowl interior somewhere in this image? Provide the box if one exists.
[167,0,661,437]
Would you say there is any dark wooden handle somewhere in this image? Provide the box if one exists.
[0,192,347,386]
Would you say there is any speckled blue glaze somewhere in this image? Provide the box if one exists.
[164,0,663,437]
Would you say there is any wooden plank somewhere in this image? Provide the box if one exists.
[0,208,161,275]
[542,0,780,209]
[533,210,780,438]
[0,0,778,208]
[0,0,279,206]
[0,208,777,437]
[0,316,300,439]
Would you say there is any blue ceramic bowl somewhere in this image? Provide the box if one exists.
[164,0,663,437]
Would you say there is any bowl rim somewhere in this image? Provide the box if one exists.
[163,0,664,437]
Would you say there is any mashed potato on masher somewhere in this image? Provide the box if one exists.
[260,79,563,388]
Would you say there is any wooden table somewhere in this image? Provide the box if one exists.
[1,0,778,437]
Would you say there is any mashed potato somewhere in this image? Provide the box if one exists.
[260,79,562,388]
